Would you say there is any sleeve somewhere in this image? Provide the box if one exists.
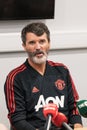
[4,73,36,130]
[66,69,82,125]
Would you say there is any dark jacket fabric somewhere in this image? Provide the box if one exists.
[4,59,82,130]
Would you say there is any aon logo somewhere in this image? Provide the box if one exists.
[35,95,65,111]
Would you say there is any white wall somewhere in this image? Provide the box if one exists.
[0,0,87,52]
[0,0,87,129]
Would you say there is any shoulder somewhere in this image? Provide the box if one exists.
[7,63,27,79]
[47,60,68,69]
[47,60,70,78]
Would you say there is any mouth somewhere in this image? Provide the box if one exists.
[35,52,44,57]
[34,51,44,57]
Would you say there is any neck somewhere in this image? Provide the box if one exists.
[28,59,46,75]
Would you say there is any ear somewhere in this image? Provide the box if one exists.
[48,42,50,49]
[22,43,26,51]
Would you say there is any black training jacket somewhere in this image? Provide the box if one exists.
[4,59,82,130]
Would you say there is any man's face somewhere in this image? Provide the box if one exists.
[22,32,50,64]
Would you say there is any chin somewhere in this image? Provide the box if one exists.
[32,56,47,64]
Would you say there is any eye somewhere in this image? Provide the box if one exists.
[28,41,35,45]
[39,39,46,44]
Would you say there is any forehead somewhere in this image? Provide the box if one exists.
[26,32,48,40]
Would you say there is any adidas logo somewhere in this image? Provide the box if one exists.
[32,87,39,93]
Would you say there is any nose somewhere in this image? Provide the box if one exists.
[35,42,41,50]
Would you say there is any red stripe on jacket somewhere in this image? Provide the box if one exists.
[6,64,26,114]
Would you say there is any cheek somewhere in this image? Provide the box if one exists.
[44,42,50,48]
[24,45,35,52]
[26,48,34,52]
[45,44,50,50]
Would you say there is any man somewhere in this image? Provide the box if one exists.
[4,22,83,130]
